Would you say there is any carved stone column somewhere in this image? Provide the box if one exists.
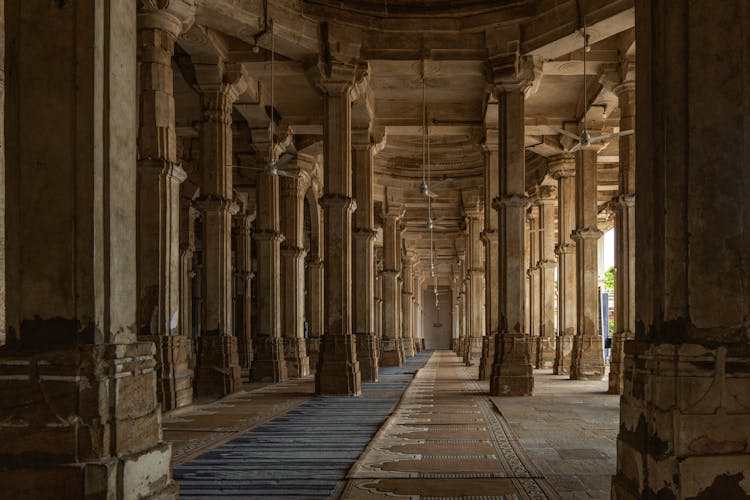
[537,186,557,368]
[401,253,416,358]
[1,2,178,495]
[456,254,468,358]
[251,164,288,383]
[480,136,500,379]
[280,171,311,378]
[550,155,576,374]
[352,130,380,381]
[374,247,384,357]
[179,199,199,363]
[314,66,362,395]
[615,2,750,496]
[413,276,423,352]
[570,149,605,380]
[450,278,461,352]
[463,204,485,367]
[380,203,406,366]
[233,203,255,371]
[306,257,324,364]
[526,205,540,367]
[194,65,246,396]
[490,82,534,396]
[137,3,194,411]
[609,80,635,395]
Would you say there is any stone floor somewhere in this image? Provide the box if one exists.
[486,369,620,499]
[165,351,619,499]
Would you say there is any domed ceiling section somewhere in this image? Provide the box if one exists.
[304,0,527,18]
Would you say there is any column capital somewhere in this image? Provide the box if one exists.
[493,194,531,210]
[613,80,636,98]
[280,246,307,259]
[536,185,557,203]
[306,59,358,96]
[352,228,378,241]
[195,196,239,214]
[319,194,356,213]
[612,193,636,208]
[381,201,406,220]
[138,0,196,38]
[548,154,576,179]
[480,229,498,244]
[571,228,603,241]
[555,242,576,256]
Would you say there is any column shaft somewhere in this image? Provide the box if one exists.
[527,207,540,367]
[380,208,405,366]
[537,188,557,368]
[479,139,500,380]
[570,149,605,379]
[490,85,534,396]
[195,85,243,395]
[352,136,379,380]
[615,2,750,496]
[136,8,192,411]
[550,156,577,374]
[251,171,287,382]
[315,75,362,395]
[401,255,416,358]
[464,212,485,367]
[1,2,176,495]
[234,210,254,371]
[609,82,636,395]
[280,174,310,378]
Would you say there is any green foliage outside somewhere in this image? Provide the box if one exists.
[604,266,615,291]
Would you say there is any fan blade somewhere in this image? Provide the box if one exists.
[276,169,300,179]
[552,127,583,141]
[569,143,582,153]
[429,178,454,190]
[433,216,446,224]
[231,165,256,170]
[426,190,439,199]
[589,129,635,144]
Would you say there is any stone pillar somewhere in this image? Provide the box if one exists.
[1,1,177,496]
[537,186,557,368]
[380,203,406,366]
[306,257,324,364]
[550,155,576,375]
[413,276,423,352]
[450,279,461,352]
[456,255,468,357]
[401,253,416,358]
[374,247,384,357]
[233,205,254,371]
[194,65,246,396]
[526,205,540,367]
[352,131,380,381]
[314,67,362,396]
[280,171,310,378]
[179,200,199,365]
[608,80,635,395]
[569,150,605,380]
[480,136,500,379]
[463,207,485,367]
[136,3,194,411]
[251,165,288,382]
[490,82,534,396]
[615,2,750,497]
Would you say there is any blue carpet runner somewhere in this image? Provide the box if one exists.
[174,350,432,499]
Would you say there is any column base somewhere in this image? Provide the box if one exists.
[478,334,496,380]
[250,334,288,383]
[0,343,178,500]
[608,331,631,394]
[380,337,405,367]
[237,333,253,371]
[529,336,540,367]
[355,332,379,382]
[315,334,362,396]
[284,338,310,378]
[403,336,415,357]
[553,336,574,375]
[490,333,534,396]
[464,336,483,366]
[570,335,605,380]
[614,340,750,499]
[450,338,457,352]
[413,339,421,353]
[536,336,555,369]
[306,337,321,373]
[195,335,242,396]
[141,335,193,411]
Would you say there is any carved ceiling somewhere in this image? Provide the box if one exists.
[172,0,635,284]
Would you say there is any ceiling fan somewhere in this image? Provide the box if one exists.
[552,20,633,152]
[264,19,300,179]
[418,69,453,198]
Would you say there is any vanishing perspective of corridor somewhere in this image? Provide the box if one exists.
[1,1,749,499]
